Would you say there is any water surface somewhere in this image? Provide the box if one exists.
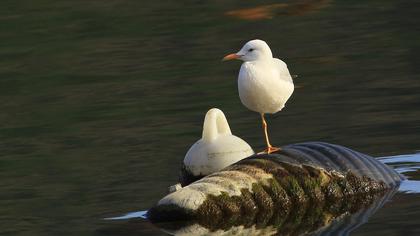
[1,0,419,235]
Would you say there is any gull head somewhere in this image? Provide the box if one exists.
[223,39,273,62]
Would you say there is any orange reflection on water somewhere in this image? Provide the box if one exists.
[225,0,331,20]
[225,3,287,20]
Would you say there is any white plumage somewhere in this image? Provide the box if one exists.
[238,57,294,114]
[223,39,294,153]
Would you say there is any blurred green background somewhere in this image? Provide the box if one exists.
[0,0,419,235]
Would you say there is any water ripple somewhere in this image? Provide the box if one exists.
[104,210,148,220]
[380,153,420,193]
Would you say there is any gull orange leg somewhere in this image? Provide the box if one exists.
[258,113,281,154]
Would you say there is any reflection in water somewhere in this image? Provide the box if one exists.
[379,153,420,193]
[104,210,147,220]
[2,0,420,235]
[104,153,420,235]
[399,180,420,194]
[105,188,398,236]
[225,0,331,20]
[153,189,397,236]
[225,3,287,20]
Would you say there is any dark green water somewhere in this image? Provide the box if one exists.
[1,0,419,235]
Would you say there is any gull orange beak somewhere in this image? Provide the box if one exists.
[222,53,240,61]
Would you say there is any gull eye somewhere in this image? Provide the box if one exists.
[248,48,254,52]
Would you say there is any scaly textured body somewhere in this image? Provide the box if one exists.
[149,142,402,224]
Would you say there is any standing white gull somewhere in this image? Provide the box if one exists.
[223,39,294,154]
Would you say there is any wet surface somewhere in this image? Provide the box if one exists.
[380,153,420,193]
[349,154,420,236]
[1,0,420,235]
[105,153,420,236]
